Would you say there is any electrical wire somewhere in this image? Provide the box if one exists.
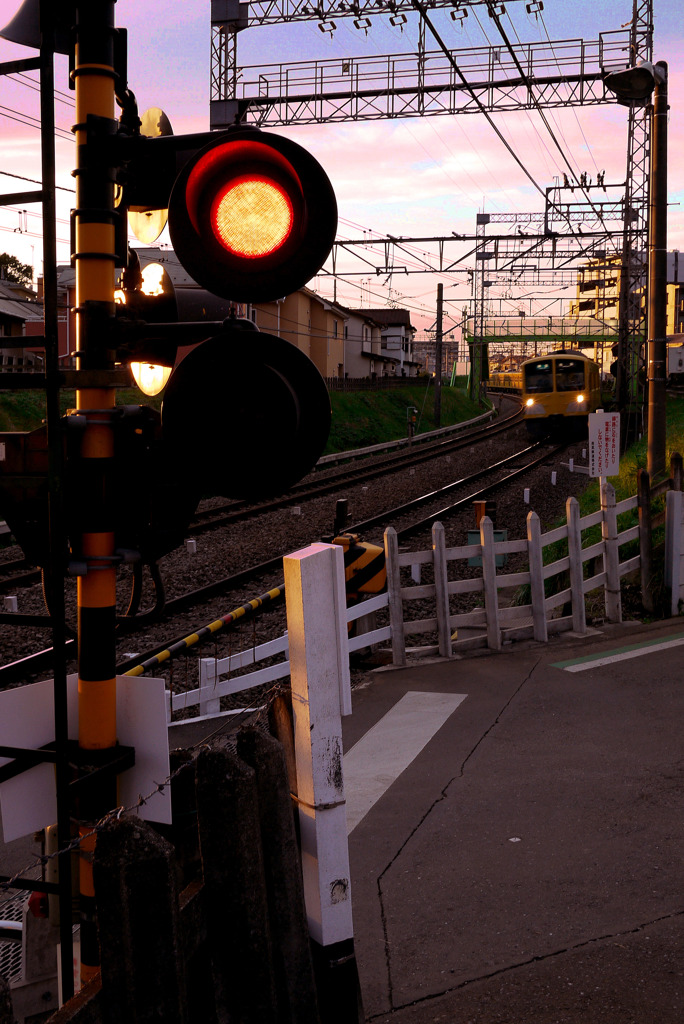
[483,1,619,249]
[0,170,75,195]
[0,104,73,141]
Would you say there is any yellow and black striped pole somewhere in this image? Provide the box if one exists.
[72,0,118,986]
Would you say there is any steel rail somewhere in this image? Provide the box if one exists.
[0,430,554,683]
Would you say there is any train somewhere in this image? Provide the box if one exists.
[489,350,602,438]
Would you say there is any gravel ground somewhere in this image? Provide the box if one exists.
[0,400,596,701]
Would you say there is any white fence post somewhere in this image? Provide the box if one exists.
[601,481,622,623]
[526,511,548,642]
[665,489,684,615]
[198,658,221,717]
[283,542,354,951]
[480,516,501,650]
[432,521,452,658]
[566,497,587,634]
[384,527,406,666]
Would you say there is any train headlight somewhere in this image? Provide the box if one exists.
[577,394,585,404]
[526,398,535,407]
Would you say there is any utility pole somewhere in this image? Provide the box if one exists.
[72,0,119,985]
[40,0,74,997]
[647,61,668,480]
[434,282,443,427]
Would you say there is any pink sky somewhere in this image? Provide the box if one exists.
[0,0,681,331]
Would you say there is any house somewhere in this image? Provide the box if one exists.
[332,306,394,378]
[252,288,348,379]
[0,272,45,371]
[127,249,348,380]
[349,307,419,377]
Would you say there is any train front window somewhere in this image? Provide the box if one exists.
[524,361,553,393]
[555,359,586,392]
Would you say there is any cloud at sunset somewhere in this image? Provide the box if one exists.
[0,0,681,325]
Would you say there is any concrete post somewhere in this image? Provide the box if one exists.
[283,542,363,1023]
[638,468,655,615]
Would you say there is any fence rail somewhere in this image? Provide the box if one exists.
[167,474,684,728]
[325,375,420,391]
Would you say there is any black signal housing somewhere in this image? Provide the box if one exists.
[168,129,337,303]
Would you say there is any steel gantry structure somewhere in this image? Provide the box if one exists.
[210,0,653,424]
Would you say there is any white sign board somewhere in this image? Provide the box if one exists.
[0,674,171,842]
[588,411,620,478]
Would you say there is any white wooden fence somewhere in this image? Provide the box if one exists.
[666,488,684,614]
[384,482,639,663]
[167,480,684,724]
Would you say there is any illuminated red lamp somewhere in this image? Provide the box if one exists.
[169,130,337,303]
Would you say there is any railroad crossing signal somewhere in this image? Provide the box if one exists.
[118,126,338,303]
[112,126,337,492]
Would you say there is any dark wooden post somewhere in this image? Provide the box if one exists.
[638,468,655,614]
[237,727,320,1024]
[93,817,188,1024]
[0,976,13,1024]
[195,745,278,1024]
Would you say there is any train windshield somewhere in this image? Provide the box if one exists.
[524,360,553,393]
[554,359,586,392]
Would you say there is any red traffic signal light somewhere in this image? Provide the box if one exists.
[167,129,337,303]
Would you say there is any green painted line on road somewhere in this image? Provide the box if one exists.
[552,631,684,672]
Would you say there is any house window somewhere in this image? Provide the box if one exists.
[333,320,338,338]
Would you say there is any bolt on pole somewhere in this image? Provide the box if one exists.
[72,0,119,986]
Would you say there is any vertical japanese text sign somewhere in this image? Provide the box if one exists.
[588,411,620,477]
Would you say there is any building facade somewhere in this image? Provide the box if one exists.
[349,308,419,377]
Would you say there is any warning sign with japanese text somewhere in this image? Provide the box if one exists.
[588,411,620,477]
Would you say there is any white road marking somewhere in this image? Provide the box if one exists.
[555,635,684,672]
[344,690,467,834]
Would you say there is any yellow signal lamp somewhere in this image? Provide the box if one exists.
[130,360,174,397]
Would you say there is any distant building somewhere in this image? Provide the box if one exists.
[0,271,44,371]
[252,288,348,379]
[348,308,419,377]
[412,331,461,378]
[570,250,684,332]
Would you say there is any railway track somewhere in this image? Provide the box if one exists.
[0,432,569,685]
[187,404,523,531]
[0,404,522,598]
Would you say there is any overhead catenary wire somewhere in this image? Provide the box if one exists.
[483,1,619,250]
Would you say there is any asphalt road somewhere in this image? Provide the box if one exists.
[344,617,684,1023]
[2,616,684,1023]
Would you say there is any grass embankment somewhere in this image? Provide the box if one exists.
[542,394,684,619]
[574,394,684,514]
[0,389,163,431]
[326,378,481,453]
[0,379,482,453]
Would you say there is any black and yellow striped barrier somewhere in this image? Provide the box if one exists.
[333,533,387,599]
[124,585,285,677]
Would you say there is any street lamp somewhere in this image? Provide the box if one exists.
[604,60,668,479]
